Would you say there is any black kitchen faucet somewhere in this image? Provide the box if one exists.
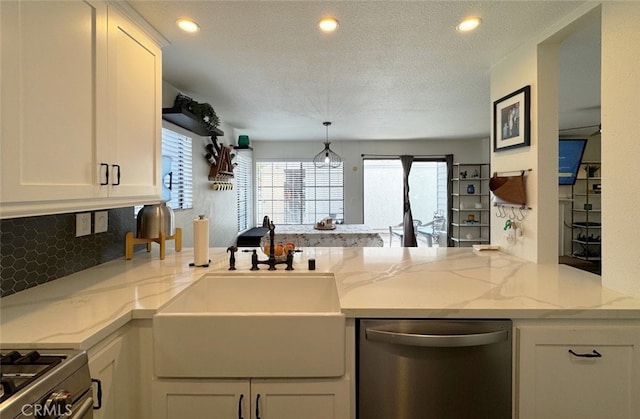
[238,221,295,271]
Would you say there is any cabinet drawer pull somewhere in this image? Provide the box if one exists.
[568,349,602,358]
[238,394,244,419]
[100,163,109,186]
[255,394,261,419]
[112,164,121,185]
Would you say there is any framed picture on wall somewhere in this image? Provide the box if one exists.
[493,85,531,152]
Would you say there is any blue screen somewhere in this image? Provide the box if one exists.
[558,139,587,185]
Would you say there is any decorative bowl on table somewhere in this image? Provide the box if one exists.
[260,237,295,261]
[314,217,336,230]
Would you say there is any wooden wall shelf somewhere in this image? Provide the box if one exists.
[162,107,224,137]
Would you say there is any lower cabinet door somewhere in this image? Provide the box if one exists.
[152,377,350,419]
[251,378,349,419]
[518,326,640,419]
[87,324,142,419]
[152,379,250,419]
[88,336,123,419]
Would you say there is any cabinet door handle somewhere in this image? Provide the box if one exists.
[255,394,261,419]
[568,349,602,358]
[91,378,102,409]
[112,164,121,185]
[100,163,109,186]
[238,394,244,419]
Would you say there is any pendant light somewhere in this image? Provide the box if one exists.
[313,122,342,169]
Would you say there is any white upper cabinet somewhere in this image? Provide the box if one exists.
[104,6,161,200]
[0,1,162,218]
[0,1,107,210]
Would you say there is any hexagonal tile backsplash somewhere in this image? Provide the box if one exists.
[1,207,137,297]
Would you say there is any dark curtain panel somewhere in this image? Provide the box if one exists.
[400,155,417,247]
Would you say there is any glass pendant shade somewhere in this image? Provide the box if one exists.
[313,122,342,168]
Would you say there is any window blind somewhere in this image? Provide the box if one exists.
[236,150,253,233]
[256,160,344,225]
[161,128,193,210]
[133,129,192,217]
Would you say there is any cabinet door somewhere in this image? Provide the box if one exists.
[0,0,107,213]
[88,335,126,419]
[251,378,349,419]
[152,379,250,419]
[88,325,140,419]
[518,326,640,419]
[106,7,161,200]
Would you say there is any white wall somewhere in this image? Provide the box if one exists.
[490,2,640,298]
[489,3,601,264]
[601,2,640,298]
[252,138,489,224]
[162,81,238,248]
[490,43,554,262]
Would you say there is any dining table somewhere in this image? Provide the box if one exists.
[269,224,384,247]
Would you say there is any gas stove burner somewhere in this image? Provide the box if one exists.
[0,348,93,419]
[0,350,66,403]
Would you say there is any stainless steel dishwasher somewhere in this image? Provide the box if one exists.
[358,319,512,419]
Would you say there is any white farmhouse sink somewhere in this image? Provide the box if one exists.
[153,273,345,378]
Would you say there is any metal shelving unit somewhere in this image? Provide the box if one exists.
[450,163,491,247]
[571,161,601,261]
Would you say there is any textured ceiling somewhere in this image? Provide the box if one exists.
[129,1,600,142]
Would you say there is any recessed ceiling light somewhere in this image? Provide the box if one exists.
[318,16,339,33]
[456,17,481,32]
[176,18,200,33]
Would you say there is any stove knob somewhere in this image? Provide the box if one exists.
[38,390,73,419]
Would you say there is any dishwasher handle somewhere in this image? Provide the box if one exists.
[365,327,509,348]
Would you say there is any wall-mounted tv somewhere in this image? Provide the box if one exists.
[558,139,587,185]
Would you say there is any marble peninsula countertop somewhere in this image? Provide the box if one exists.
[1,247,640,349]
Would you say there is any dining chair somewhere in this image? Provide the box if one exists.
[416,215,447,247]
[388,219,423,246]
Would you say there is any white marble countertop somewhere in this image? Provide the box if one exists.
[272,224,384,247]
[2,246,640,349]
[275,224,378,234]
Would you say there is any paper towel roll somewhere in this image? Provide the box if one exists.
[193,216,209,266]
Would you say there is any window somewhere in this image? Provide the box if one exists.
[363,159,448,228]
[161,128,193,210]
[236,150,253,233]
[136,128,193,215]
[256,160,344,225]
